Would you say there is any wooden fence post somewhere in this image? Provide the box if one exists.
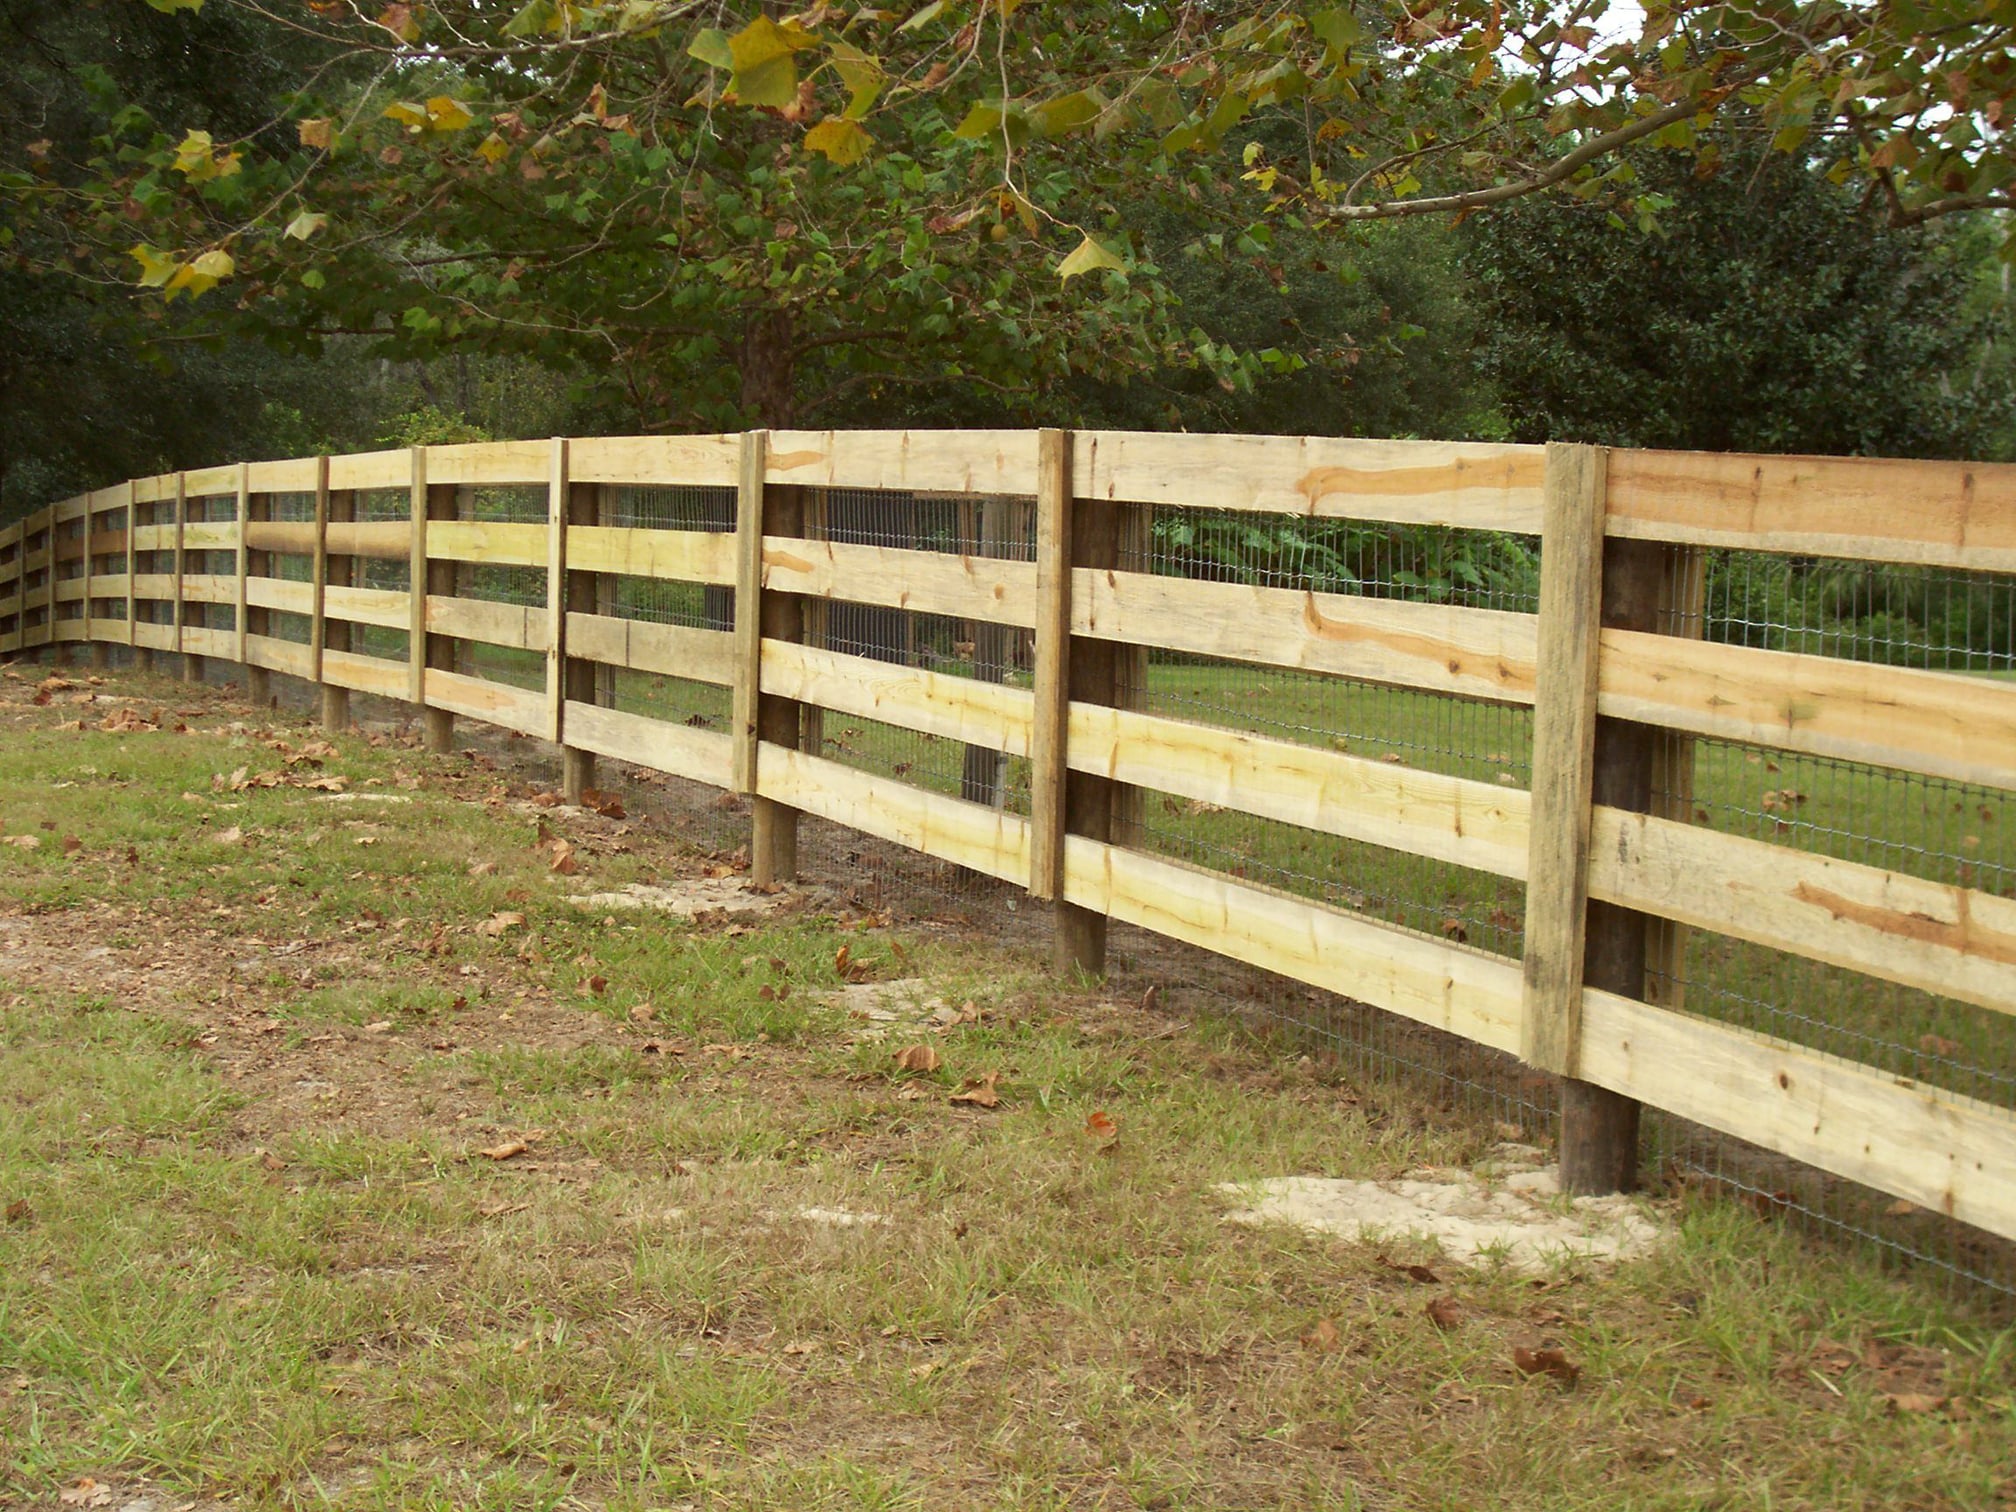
[1644,545,1707,1014]
[1029,429,1072,906]
[561,457,602,806]
[544,436,571,759]
[244,481,271,707]
[734,430,806,886]
[320,467,352,732]
[124,487,139,667]
[232,464,250,688]
[175,474,198,683]
[422,467,459,753]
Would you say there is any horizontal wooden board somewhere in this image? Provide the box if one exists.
[52,496,88,523]
[763,538,1040,627]
[322,647,411,698]
[567,525,735,584]
[1073,431,1546,531]
[87,617,127,641]
[761,640,1034,754]
[247,578,314,616]
[423,666,547,736]
[132,621,177,651]
[326,522,412,560]
[179,574,238,606]
[561,701,735,789]
[87,530,127,560]
[181,522,237,551]
[325,584,412,632]
[52,580,85,603]
[182,465,240,498]
[129,475,176,505]
[244,522,316,556]
[565,613,735,685]
[246,634,314,679]
[1066,705,1530,877]
[130,574,177,601]
[1580,990,2016,1243]
[327,449,411,492]
[758,742,1031,883]
[423,440,552,487]
[87,484,131,513]
[183,625,236,659]
[1598,630,2016,791]
[1074,568,1540,704]
[130,527,173,553]
[1062,837,1524,1055]
[767,429,1038,496]
[427,594,548,652]
[569,434,740,487]
[1607,449,2016,572]
[427,521,546,567]
[244,458,319,493]
[1588,808,2016,1016]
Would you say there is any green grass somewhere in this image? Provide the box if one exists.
[0,666,2012,1509]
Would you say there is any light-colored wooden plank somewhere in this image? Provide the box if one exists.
[324,584,411,631]
[310,457,329,682]
[131,574,178,601]
[565,613,736,685]
[561,701,735,790]
[180,522,237,552]
[408,447,427,704]
[765,537,1040,628]
[323,522,412,560]
[761,639,1034,754]
[1606,448,2016,572]
[243,522,319,556]
[130,475,176,505]
[767,429,1039,495]
[422,439,552,486]
[53,580,86,603]
[247,578,314,616]
[246,634,314,679]
[1063,836,1525,1054]
[731,431,767,795]
[1598,630,2016,791]
[132,620,177,651]
[1074,431,1547,530]
[425,594,548,652]
[1588,808,2016,1017]
[1579,990,2016,1243]
[322,647,411,698]
[565,525,737,584]
[1071,568,1539,704]
[234,464,250,667]
[87,576,130,599]
[422,666,546,736]
[88,617,127,642]
[1066,705,1531,877]
[326,449,412,492]
[181,464,242,498]
[130,526,174,553]
[183,625,236,659]
[757,742,1031,883]
[244,457,320,493]
[546,437,567,743]
[425,520,547,567]
[178,575,239,606]
[568,433,741,487]
[1029,428,1072,902]
[52,496,88,525]
[1520,442,1608,1076]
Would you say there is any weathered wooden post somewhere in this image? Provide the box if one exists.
[314,458,351,732]
[176,474,200,684]
[733,431,807,886]
[420,455,459,754]
[561,454,602,806]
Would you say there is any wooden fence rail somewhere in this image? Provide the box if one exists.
[2,430,2013,1246]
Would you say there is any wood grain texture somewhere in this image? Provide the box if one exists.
[1607,448,2016,572]
[561,701,735,790]
[546,437,568,742]
[767,429,1039,495]
[323,584,411,631]
[1598,630,2016,791]
[1071,567,1539,703]
[569,433,740,486]
[180,465,240,498]
[325,449,412,492]
[1073,430,1546,530]
[757,743,1032,884]
[1589,807,2016,1015]
[245,634,314,679]
[1580,990,2016,1242]
[1062,836,1525,1055]
[424,594,549,652]
[1520,442,1608,1076]
[425,521,547,567]
[408,447,428,704]
[423,666,546,736]
[761,537,1041,628]
[246,578,315,616]
[565,525,737,584]
[420,440,552,486]
[243,458,320,493]
[565,613,736,685]
[731,430,767,795]
[760,639,1034,754]
[234,464,250,667]
[1029,428,1072,902]
[320,647,410,698]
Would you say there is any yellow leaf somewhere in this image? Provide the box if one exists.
[803,116,872,166]
[166,248,235,300]
[284,211,328,240]
[170,128,240,183]
[829,42,884,118]
[476,131,510,165]
[425,96,474,132]
[128,244,178,289]
[383,101,430,130]
[298,117,334,151]
[727,16,813,108]
[1057,233,1126,280]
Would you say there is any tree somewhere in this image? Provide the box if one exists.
[1464,125,2013,458]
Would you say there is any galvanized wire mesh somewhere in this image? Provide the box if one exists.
[593,485,737,733]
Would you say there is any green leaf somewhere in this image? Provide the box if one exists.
[128,244,178,289]
[830,42,884,118]
[284,211,328,240]
[896,1,946,32]
[502,0,558,37]
[804,116,872,166]
[171,129,240,183]
[687,26,734,69]
[1057,233,1125,281]
[141,0,205,11]
[1028,91,1101,138]
[953,102,1028,147]
[727,16,813,108]
[1309,8,1364,51]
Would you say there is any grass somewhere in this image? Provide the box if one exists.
[0,664,2013,1510]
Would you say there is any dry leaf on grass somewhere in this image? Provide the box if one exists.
[1301,1317,1344,1353]
[894,1044,941,1074]
[1085,1109,1118,1144]
[1,835,39,850]
[1424,1295,1463,1331]
[478,1140,530,1161]
[1512,1345,1581,1386]
[212,825,243,845]
[949,1071,1002,1109]
[475,911,525,937]
[1378,1255,1440,1285]
[1881,1391,1951,1414]
[59,1479,112,1508]
[587,974,608,995]
[3,1198,31,1224]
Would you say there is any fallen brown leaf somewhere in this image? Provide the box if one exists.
[3,1198,31,1225]
[949,1071,1002,1109]
[587,974,608,995]
[1086,1109,1119,1143]
[478,1140,530,1161]
[1378,1256,1440,1285]
[1424,1295,1463,1331]
[1882,1391,1950,1414]
[894,1043,941,1073]
[1,835,39,850]
[58,1478,111,1508]
[475,911,525,938]
[1512,1345,1580,1386]
[1301,1317,1344,1353]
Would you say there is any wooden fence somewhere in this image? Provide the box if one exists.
[2,431,2012,1246]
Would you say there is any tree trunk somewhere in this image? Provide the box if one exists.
[739,312,797,427]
